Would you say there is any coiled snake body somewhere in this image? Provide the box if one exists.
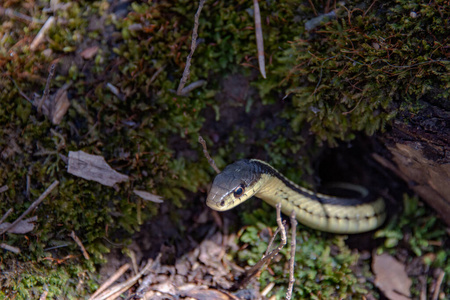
[206,159,386,234]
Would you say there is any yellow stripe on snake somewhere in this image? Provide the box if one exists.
[206,159,385,234]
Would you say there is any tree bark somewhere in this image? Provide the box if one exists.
[374,101,450,226]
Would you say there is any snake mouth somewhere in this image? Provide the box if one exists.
[206,187,232,211]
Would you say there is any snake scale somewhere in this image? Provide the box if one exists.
[206,159,386,234]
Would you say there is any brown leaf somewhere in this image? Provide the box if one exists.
[0,216,37,234]
[35,83,71,125]
[51,87,70,124]
[80,46,99,60]
[373,253,412,300]
[67,151,129,187]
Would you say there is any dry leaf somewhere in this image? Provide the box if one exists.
[133,190,164,203]
[51,87,70,124]
[36,83,71,125]
[0,216,37,234]
[373,253,412,300]
[67,151,129,187]
[80,46,99,60]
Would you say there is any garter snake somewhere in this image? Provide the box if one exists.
[206,159,386,234]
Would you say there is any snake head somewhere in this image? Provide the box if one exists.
[206,159,261,211]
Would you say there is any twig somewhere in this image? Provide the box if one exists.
[307,0,318,16]
[9,76,33,103]
[432,269,445,300]
[37,64,56,113]
[264,227,281,256]
[0,208,13,225]
[0,185,9,193]
[89,263,131,300]
[230,203,287,291]
[0,6,44,24]
[133,254,162,298]
[70,231,90,260]
[285,210,297,300]
[176,0,206,95]
[30,16,55,51]
[93,256,158,300]
[0,243,21,254]
[198,135,220,174]
[261,282,275,297]
[148,65,166,85]
[253,0,266,78]
[39,291,48,300]
[364,0,377,17]
[179,79,206,95]
[0,180,59,235]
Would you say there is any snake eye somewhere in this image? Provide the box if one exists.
[233,184,245,198]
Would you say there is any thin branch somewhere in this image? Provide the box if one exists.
[30,16,55,51]
[307,0,318,16]
[432,269,445,300]
[148,65,166,85]
[253,0,266,78]
[37,64,56,113]
[198,135,220,174]
[230,203,287,291]
[134,254,162,297]
[176,0,206,95]
[264,227,281,257]
[93,254,161,300]
[179,79,206,96]
[0,243,21,254]
[0,185,8,193]
[285,210,297,300]
[0,6,44,24]
[89,263,131,300]
[0,180,59,235]
[70,231,90,260]
[9,76,33,103]
[0,208,13,225]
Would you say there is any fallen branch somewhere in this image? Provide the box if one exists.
[37,64,56,113]
[0,243,21,254]
[70,231,90,260]
[230,203,287,290]
[30,16,55,51]
[285,210,297,300]
[89,263,131,300]
[92,254,161,300]
[253,0,266,78]
[0,208,13,225]
[0,6,44,23]
[0,180,59,235]
[198,135,220,174]
[176,0,206,95]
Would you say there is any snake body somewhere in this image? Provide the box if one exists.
[206,159,386,234]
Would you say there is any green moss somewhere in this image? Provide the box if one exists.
[284,0,449,145]
[1,0,448,298]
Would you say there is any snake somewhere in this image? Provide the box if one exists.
[206,159,386,234]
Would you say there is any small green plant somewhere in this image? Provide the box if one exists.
[234,204,369,299]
